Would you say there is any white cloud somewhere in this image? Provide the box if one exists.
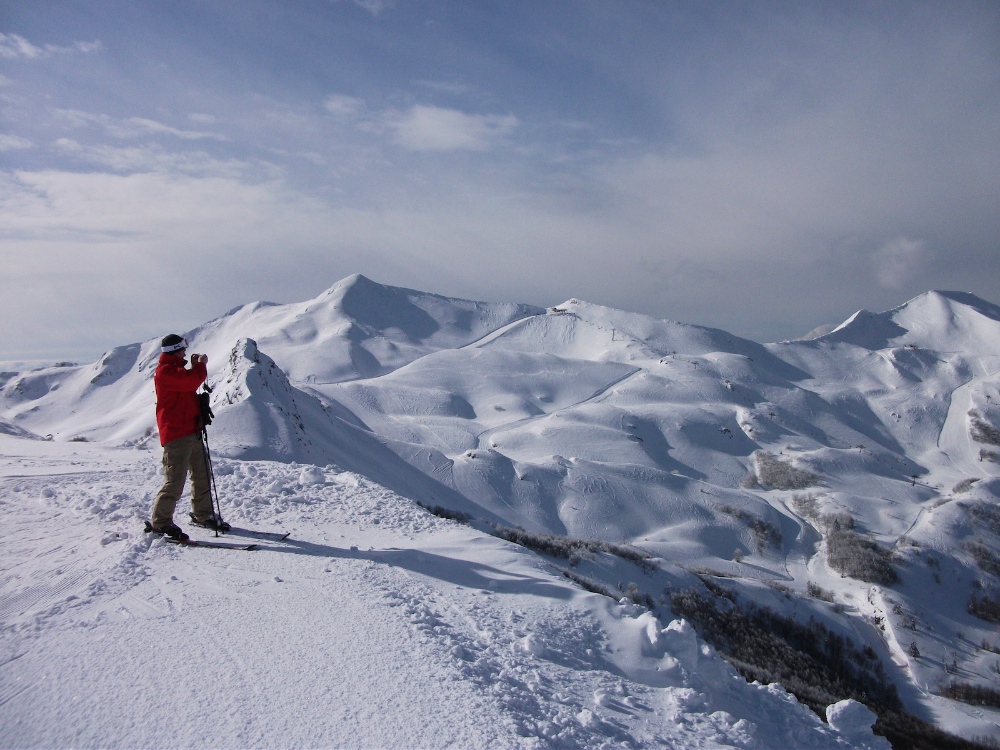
[354,0,392,14]
[324,94,366,119]
[391,105,518,152]
[873,237,929,290]
[54,109,225,141]
[327,0,394,16]
[321,98,520,153]
[0,32,101,60]
[413,80,473,95]
[125,117,226,141]
[0,167,421,357]
[2,197,427,351]
[0,33,45,59]
[0,134,33,151]
[0,170,306,244]
[53,139,258,177]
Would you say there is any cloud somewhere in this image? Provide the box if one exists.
[390,105,518,152]
[54,110,226,141]
[324,94,366,119]
[53,138,258,178]
[873,237,929,290]
[413,80,474,96]
[125,117,227,141]
[0,32,101,60]
[0,170,318,349]
[0,34,37,59]
[326,0,394,16]
[0,134,33,151]
[321,97,520,153]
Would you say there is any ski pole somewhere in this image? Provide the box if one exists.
[200,428,224,538]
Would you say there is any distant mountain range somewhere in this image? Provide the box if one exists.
[3,275,1000,731]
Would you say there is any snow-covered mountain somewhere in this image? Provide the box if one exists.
[0,274,541,444]
[2,276,1000,745]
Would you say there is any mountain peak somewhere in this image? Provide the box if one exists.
[318,273,377,298]
[914,290,1000,322]
[817,290,1000,352]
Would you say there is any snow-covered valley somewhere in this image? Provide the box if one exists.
[2,275,1000,748]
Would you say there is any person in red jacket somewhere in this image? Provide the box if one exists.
[148,334,226,540]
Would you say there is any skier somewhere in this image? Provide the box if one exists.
[147,334,227,540]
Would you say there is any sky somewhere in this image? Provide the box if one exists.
[1,1,998,362]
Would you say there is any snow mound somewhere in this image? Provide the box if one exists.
[826,700,890,749]
[208,337,325,462]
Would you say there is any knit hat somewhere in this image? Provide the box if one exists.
[161,334,188,353]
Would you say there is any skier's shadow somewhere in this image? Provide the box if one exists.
[250,538,572,599]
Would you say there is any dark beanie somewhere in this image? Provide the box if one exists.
[160,334,187,353]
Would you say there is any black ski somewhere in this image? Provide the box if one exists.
[225,526,291,542]
[187,513,288,542]
[165,537,257,551]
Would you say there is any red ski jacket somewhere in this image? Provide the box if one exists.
[154,352,208,446]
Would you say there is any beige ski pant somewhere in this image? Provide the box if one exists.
[151,432,214,528]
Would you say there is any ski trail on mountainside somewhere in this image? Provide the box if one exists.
[473,367,642,452]
[461,313,545,350]
[938,360,1000,481]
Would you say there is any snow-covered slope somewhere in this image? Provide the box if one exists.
[2,279,1000,743]
[0,435,889,749]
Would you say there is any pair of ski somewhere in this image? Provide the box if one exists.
[145,521,289,551]
[171,526,290,551]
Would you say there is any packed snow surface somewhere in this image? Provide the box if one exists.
[3,276,1000,746]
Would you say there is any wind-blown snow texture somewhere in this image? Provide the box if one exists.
[2,275,999,746]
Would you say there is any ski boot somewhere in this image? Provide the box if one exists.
[144,521,190,542]
[190,513,231,532]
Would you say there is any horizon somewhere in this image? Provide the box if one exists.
[2,1,998,361]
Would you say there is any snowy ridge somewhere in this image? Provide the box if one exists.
[2,278,1000,744]
[192,273,545,384]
